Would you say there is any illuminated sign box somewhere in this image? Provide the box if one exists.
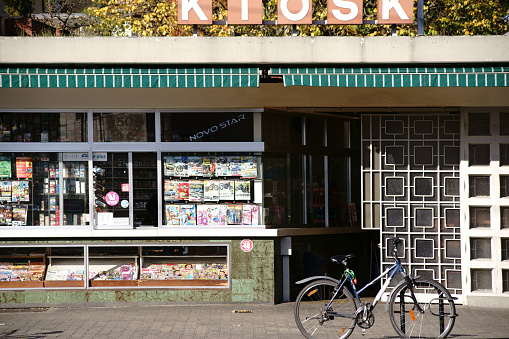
[178,0,414,25]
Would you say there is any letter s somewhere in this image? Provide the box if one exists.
[332,0,358,21]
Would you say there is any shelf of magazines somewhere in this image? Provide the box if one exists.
[162,154,261,227]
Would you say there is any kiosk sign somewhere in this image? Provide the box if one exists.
[179,0,413,25]
[241,239,254,252]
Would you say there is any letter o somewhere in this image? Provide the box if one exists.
[281,0,309,21]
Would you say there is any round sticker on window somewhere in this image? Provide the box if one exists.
[121,200,129,208]
[105,191,120,206]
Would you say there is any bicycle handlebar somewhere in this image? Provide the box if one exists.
[390,236,402,259]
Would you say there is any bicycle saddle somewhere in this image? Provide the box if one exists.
[331,254,355,264]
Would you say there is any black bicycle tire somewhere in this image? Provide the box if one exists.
[294,279,357,339]
[388,278,456,339]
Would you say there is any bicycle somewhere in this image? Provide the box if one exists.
[294,237,457,338]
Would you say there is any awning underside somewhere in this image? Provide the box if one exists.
[270,67,509,87]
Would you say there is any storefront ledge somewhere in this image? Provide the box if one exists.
[0,226,364,238]
[466,293,509,308]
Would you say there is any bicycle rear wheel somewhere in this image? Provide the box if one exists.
[294,279,357,339]
[388,278,456,338]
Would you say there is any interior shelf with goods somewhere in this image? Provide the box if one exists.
[132,153,157,227]
[0,247,46,288]
[162,153,261,226]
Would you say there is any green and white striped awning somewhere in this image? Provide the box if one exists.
[270,67,509,87]
[0,67,260,88]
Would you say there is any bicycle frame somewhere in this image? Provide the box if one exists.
[327,257,405,314]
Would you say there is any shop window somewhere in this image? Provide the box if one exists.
[93,113,155,142]
[471,269,492,291]
[470,238,491,259]
[469,176,490,197]
[0,152,89,227]
[163,153,261,226]
[468,113,491,136]
[133,153,157,227]
[502,207,509,229]
[469,207,490,228]
[93,152,129,228]
[501,145,509,166]
[469,144,490,166]
[500,113,509,136]
[327,119,348,148]
[0,113,87,142]
[161,112,252,142]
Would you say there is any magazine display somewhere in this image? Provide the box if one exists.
[188,180,204,202]
[164,180,178,201]
[234,180,251,200]
[188,156,203,177]
[179,204,196,225]
[174,156,188,177]
[0,181,12,202]
[0,205,13,225]
[165,204,180,225]
[12,205,28,226]
[219,180,235,200]
[203,180,219,201]
[140,263,228,280]
[227,205,243,225]
[0,263,46,282]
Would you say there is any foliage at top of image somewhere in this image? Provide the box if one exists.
[2,0,509,36]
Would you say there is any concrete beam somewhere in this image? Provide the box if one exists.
[1,36,508,65]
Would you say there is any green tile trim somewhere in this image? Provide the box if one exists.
[271,67,509,87]
[0,67,260,88]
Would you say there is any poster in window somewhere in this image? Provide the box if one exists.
[16,157,32,178]
[0,156,11,178]
[0,181,12,202]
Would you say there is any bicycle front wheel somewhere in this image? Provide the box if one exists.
[388,278,456,338]
[294,279,357,339]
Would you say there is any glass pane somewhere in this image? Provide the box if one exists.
[93,152,130,228]
[386,177,404,196]
[445,209,460,228]
[470,238,491,259]
[445,177,460,196]
[502,207,509,229]
[446,270,462,289]
[503,270,509,292]
[415,239,434,258]
[327,119,348,148]
[162,112,252,142]
[133,153,157,227]
[443,146,460,166]
[328,155,349,227]
[468,113,490,136]
[445,240,461,258]
[469,176,490,197]
[415,208,433,227]
[385,120,404,135]
[501,145,509,166]
[414,120,433,135]
[93,113,155,142]
[500,113,509,136]
[470,207,490,228]
[0,113,87,142]
[385,146,404,165]
[414,146,433,166]
[469,144,490,166]
[62,154,89,226]
[502,239,509,261]
[307,117,325,147]
[386,208,404,227]
[501,176,509,197]
[444,120,460,135]
[471,269,492,291]
[414,177,433,196]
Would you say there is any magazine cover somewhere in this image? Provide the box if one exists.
[202,156,215,177]
[215,156,231,176]
[207,205,220,226]
[234,180,251,200]
[15,157,32,179]
[188,180,204,202]
[165,204,180,225]
[188,156,203,177]
[164,180,178,201]
[163,156,175,176]
[19,181,30,202]
[251,205,259,225]
[178,181,190,200]
[179,204,196,225]
[0,156,11,178]
[12,205,28,226]
[218,205,227,225]
[227,204,242,225]
[0,181,12,202]
[242,204,252,225]
[203,180,219,202]
[11,180,20,203]
[174,156,188,177]
[229,156,242,176]
[241,156,257,178]
[197,204,209,226]
[219,180,235,201]
[0,204,13,225]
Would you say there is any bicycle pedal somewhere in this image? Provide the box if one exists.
[362,329,366,336]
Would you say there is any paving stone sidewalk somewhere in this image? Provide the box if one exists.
[1,302,508,338]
